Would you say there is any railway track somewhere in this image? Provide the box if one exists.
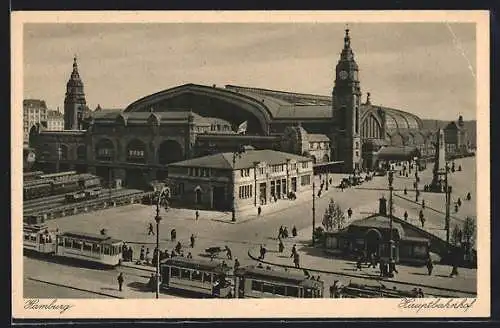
[23,189,147,216]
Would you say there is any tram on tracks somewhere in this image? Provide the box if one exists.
[160,257,233,298]
[22,224,123,267]
[56,231,123,267]
[64,188,102,203]
[234,265,324,298]
[23,223,57,254]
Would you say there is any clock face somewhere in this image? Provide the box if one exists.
[339,70,348,80]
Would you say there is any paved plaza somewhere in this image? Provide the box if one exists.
[23,157,477,299]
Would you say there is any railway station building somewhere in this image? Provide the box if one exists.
[29,29,447,189]
[166,149,314,213]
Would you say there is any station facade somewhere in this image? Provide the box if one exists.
[29,29,453,189]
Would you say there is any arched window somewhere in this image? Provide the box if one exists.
[126,139,146,163]
[95,139,115,161]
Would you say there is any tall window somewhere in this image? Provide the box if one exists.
[238,185,253,199]
[301,175,311,186]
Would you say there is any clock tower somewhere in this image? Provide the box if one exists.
[331,28,362,173]
[64,56,88,130]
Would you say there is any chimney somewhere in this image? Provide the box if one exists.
[379,196,387,216]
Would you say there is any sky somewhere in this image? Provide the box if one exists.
[23,22,477,120]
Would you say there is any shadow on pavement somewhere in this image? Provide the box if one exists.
[127,281,151,292]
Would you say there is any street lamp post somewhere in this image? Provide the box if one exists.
[312,179,316,246]
[154,192,166,299]
[444,162,451,243]
[388,171,394,266]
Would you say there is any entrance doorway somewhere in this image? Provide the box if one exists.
[212,186,226,210]
[195,188,202,205]
[365,229,382,257]
[259,183,267,205]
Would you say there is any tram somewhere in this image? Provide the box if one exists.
[56,231,123,267]
[23,223,56,254]
[234,265,324,298]
[160,257,233,298]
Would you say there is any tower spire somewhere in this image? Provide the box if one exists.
[344,25,351,49]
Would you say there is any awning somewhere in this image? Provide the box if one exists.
[376,146,421,161]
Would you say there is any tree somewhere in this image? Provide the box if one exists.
[322,198,346,232]
[450,224,462,246]
[462,216,476,257]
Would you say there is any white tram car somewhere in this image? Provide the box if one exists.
[23,224,123,267]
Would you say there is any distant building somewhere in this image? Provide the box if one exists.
[166,149,314,213]
[23,99,48,141]
[44,110,65,131]
[444,115,471,155]
[29,29,464,186]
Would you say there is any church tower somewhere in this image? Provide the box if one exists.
[64,56,88,130]
[331,28,362,173]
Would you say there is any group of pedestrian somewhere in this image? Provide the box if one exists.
[122,243,133,262]
[278,225,298,239]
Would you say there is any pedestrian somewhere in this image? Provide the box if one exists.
[190,234,195,248]
[175,241,182,254]
[422,199,425,209]
[128,247,133,262]
[187,252,193,259]
[283,227,289,238]
[225,245,232,260]
[148,222,155,236]
[455,204,459,213]
[195,210,199,220]
[466,192,471,201]
[457,197,462,207]
[290,244,297,258]
[458,165,462,172]
[449,263,459,277]
[292,225,297,237]
[146,248,151,264]
[419,210,425,228]
[293,253,300,268]
[259,245,266,260]
[404,187,407,195]
[426,256,434,276]
[234,258,240,271]
[117,273,124,291]
[278,226,284,239]
[258,206,262,216]
[278,239,284,253]
[403,211,408,221]
[171,229,176,241]
[329,284,335,298]
[347,208,353,219]
[140,246,145,261]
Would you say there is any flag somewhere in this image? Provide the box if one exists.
[236,121,248,134]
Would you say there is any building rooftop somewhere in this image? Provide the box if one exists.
[170,149,312,170]
[376,146,421,161]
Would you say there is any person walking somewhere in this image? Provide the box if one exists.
[145,248,151,265]
[457,197,462,207]
[117,273,124,292]
[293,252,300,268]
[426,256,434,276]
[404,211,408,221]
[404,187,408,195]
[225,245,233,260]
[292,225,297,237]
[422,199,426,209]
[419,210,425,228]
[140,246,145,262]
[171,229,176,242]
[283,227,289,238]
[175,241,182,254]
[466,192,471,201]
[290,244,297,258]
[190,234,196,248]
[148,222,155,236]
[195,210,199,221]
[278,238,284,253]
[278,226,284,239]
[347,208,353,219]
[257,206,262,216]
